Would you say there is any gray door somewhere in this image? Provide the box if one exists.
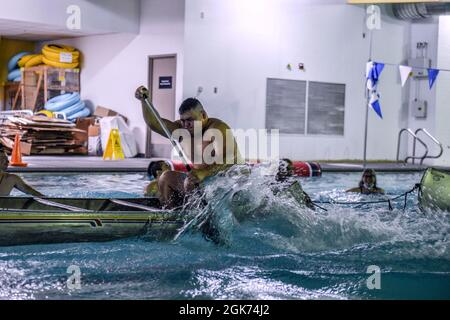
[146,56,177,158]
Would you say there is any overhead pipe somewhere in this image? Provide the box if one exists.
[392,3,450,20]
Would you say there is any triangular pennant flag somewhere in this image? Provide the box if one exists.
[366,61,374,78]
[366,61,374,90]
[369,93,383,119]
[366,61,385,90]
[428,68,439,89]
[374,62,385,80]
[399,65,413,87]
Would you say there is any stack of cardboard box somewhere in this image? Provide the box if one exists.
[75,106,128,156]
[0,116,87,155]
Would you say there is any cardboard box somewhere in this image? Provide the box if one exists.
[20,142,32,156]
[88,124,100,137]
[72,131,88,146]
[94,106,128,123]
[88,124,102,156]
[75,117,96,133]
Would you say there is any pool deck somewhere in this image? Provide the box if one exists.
[5,156,449,173]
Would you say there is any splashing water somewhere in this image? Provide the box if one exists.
[1,170,449,299]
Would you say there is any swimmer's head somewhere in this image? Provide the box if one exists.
[276,158,294,182]
[360,169,377,190]
[147,160,170,179]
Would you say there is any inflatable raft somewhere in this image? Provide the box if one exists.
[418,168,450,213]
[0,197,182,247]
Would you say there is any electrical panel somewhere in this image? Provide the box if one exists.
[412,99,427,119]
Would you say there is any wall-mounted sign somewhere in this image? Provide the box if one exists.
[159,76,173,89]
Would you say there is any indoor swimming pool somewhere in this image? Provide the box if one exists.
[0,170,449,300]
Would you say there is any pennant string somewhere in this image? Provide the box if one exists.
[378,62,450,73]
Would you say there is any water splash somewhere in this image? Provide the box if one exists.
[173,166,450,261]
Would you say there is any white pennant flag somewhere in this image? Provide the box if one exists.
[366,61,375,90]
[399,65,413,87]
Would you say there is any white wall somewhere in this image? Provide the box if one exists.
[183,0,410,161]
[40,0,186,153]
[0,0,140,34]
[404,19,439,164]
[434,16,450,166]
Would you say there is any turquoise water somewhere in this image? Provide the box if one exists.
[1,170,449,300]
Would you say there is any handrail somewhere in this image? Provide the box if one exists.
[412,128,443,165]
[396,128,428,164]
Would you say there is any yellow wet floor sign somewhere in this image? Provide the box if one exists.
[103,129,125,160]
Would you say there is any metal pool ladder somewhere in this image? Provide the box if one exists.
[396,128,443,165]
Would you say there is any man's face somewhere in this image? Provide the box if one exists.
[180,109,206,133]
[0,153,9,171]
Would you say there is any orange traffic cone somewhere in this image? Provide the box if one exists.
[10,134,28,167]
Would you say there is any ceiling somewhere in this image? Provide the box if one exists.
[0,19,102,41]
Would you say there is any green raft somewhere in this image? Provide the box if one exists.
[0,197,183,247]
[418,168,450,213]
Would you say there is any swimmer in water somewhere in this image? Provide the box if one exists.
[230,159,315,219]
[144,160,171,197]
[270,158,315,210]
[346,168,385,195]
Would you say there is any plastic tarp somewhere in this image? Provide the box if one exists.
[100,116,138,158]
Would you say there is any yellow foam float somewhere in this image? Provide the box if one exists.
[18,54,36,68]
[35,110,54,118]
[24,54,44,68]
[42,56,79,69]
[42,44,80,69]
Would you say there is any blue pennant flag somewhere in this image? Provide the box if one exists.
[369,93,383,119]
[366,61,385,90]
[428,68,439,89]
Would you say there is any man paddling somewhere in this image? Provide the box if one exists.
[0,149,43,196]
[136,86,241,208]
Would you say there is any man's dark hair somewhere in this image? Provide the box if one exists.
[147,160,169,179]
[179,98,204,115]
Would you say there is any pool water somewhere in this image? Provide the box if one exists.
[1,170,449,300]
